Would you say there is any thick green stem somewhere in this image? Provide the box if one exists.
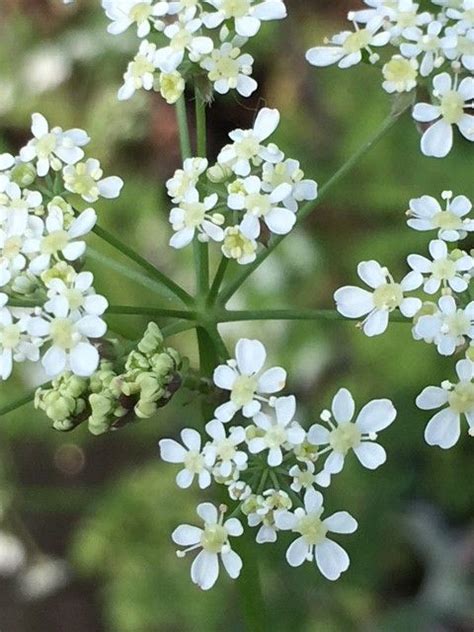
[217,308,409,323]
[175,94,192,159]
[207,256,229,307]
[93,225,193,307]
[107,305,196,319]
[217,104,411,306]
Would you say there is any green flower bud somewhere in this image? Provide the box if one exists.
[207,163,232,184]
[10,163,36,187]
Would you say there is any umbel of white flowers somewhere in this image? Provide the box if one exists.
[160,338,397,591]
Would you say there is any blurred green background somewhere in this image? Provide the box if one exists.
[0,0,473,630]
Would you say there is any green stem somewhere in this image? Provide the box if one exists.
[207,256,229,307]
[217,104,411,306]
[175,94,192,159]
[0,386,49,417]
[107,305,196,320]
[217,308,409,323]
[93,225,193,307]
[194,94,209,297]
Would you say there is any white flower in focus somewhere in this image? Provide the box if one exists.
[248,395,305,466]
[20,113,89,177]
[306,24,390,69]
[44,271,109,319]
[275,489,357,580]
[307,388,396,482]
[412,72,474,157]
[334,261,422,336]
[159,428,212,489]
[63,159,123,202]
[28,207,97,275]
[400,22,444,77]
[102,0,169,38]
[118,40,160,100]
[447,0,474,32]
[289,461,318,493]
[166,158,208,204]
[172,502,243,590]
[204,419,248,478]
[155,19,214,73]
[414,295,474,356]
[0,296,38,380]
[213,338,287,422]
[202,0,287,38]
[442,27,474,72]
[384,0,432,39]
[169,189,224,248]
[228,176,294,238]
[228,480,252,501]
[221,225,258,265]
[247,489,292,544]
[217,108,283,177]
[382,55,418,93]
[407,239,473,294]
[201,41,257,97]
[416,358,474,448]
[261,159,318,212]
[407,191,474,241]
[158,71,186,104]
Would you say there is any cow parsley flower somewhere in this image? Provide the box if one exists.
[307,388,397,482]
[204,420,248,478]
[382,55,419,93]
[334,261,422,336]
[213,338,286,422]
[261,159,318,213]
[289,461,318,493]
[407,191,474,241]
[159,428,212,489]
[275,489,358,580]
[202,0,287,38]
[414,295,474,355]
[248,395,305,466]
[412,72,474,157]
[166,158,208,204]
[0,297,39,380]
[172,502,243,590]
[407,239,473,294]
[19,113,89,177]
[117,40,160,100]
[416,358,474,448]
[221,225,257,264]
[400,21,445,76]
[63,159,123,202]
[155,19,214,73]
[201,40,257,97]
[246,489,292,544]
[102,0,169,38]
[168,189,224,248]
[44,271,108,320]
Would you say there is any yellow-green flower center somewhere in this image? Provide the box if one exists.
[0,324,21,349]
[329,422,361,454]
[246,192,271,217]
[222,0,251,18]
[183,450,204,473]
[372,282,403,311]
[448,381,474,414]
[297,514,327,546]
[231,374,257,406]
[50,318,76,350]
[129,2,152,23]
[42,230,69,255]
[440,91,465,125]
[342,29,371,54]
[36,133,57,158]
[431,258,457,280]
[183,202,206,227]
[200,524,228,553]
[433,210,462,230]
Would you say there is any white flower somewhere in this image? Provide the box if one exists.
[248,395,305,466]
[0,181,43,220]
[221,225,258,265]
[28,207,97,275]
[412,72,474,157]
[102,0,169,38]
[275,489,357,580]
[0,153,15,171]
[400,22,445,77]
[307,388,397,482]
[155,19,214,73]
[407,239,473,294]
[261,159,318,213]
[169,189,224,248]
[384,0,432,39]
[247,489,292,544]
[447,0,474,32]
[28,310,106,377]
[289,461,318,493]
[306,24,390,69]
[118,40,160,100]
[0,296,38,380]
[172,502,243,590]
[200,40,257,97]
[442,27,474,72]
[414,295,474,355]
[382,55,418,93]
[202,0,287,38]
[213,338,287,422]
[334,261,422,336]
[416,358,474,448]
[159,428,212,489]
[217,108,284,176]
[19,113,89,177]
[63,158,123,202]
[228,175,295,239]
[204,420,248,477]
[228,480,252,501]
[166,158,208,204]
[44,271,108,319]
[407,191,474,241]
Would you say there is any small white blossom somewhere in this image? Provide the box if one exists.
[412,72,474,157]
[308,388,397,482]
[155,19,214,73]
[63,158,123,203]
[407,191,474,241]
[414,295,474,355]
[202,0,287,38]
[382,55,419,93]
[118,40,160,100]
[200,40,257,97]
[400,22,445,76]
[289,461,318,493]
[407,239,473,294]
[204,420,248,478]
[334,261,422,336]
[275,489,358,580]
[169,189,224,248]
[221,225,258,265]
[166,158,208,204]
[261,159,318,213]
[213,338,286,422]
[247,489,292,544]
[159,428,212,489]
[172,502,243,590]
[102,0,169,38]
[44,271,109,319]
[416,358,474,448]
[0,295,38,380]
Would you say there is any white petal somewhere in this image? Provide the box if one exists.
[357,260,386,289]
[197,502,218,525]
[363,309,389,337]
[221,550,242,579]
[159,438,187,463]
[307,424,330,445]
[68,208,97,238]
[98,176,123,199]
[69,342,99,376]
[421,119,453,158]
[353,442,387,469]
[416,386,448,410]
[42,345,67,377]
[304,488,324,513]
[264,207,296,235]
[331,388,355,423]
[257,366,286,393]
[334,286,374,318]
[356,399,397,432]
[224,518,243,537]
[424,408,460,449]
[213,364,237,390]
[286,537,309,567]
[253,108,280,141]
[323,511,358,534]
[191,550,219,591]
[181,428,201,452]
[235,338,266,375]
[172,525,202,546]
[315,539,350,581]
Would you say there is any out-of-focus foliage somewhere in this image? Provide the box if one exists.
[0,0,473,630]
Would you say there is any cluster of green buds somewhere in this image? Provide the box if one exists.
[35,323,182,435]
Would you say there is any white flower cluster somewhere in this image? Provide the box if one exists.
[98,0,286,103]
[166,107,318,262]
[159,338,397,590]
[335,189,474,449]
[0,113,123,380]
[306,0,474,157]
